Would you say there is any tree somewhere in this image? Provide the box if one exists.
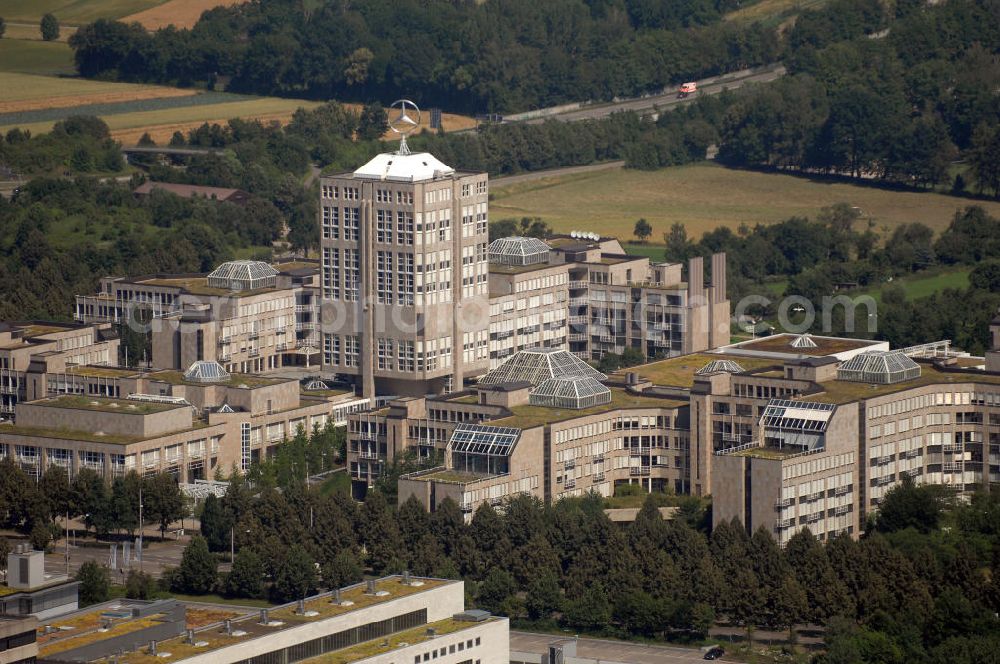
[663,222,693,262]
[200,494,232,553]
[357,103,389,141]
[564,581,612,632]
[323,549,363,589]
[271,545,317,603]
[40,13,59,41]
[477,568,515,614]
[143,473,185,539]
[0,18,6,39]
[76,560,110,606]
[173,536,218,595]
[361,490,404,574]
[29,522,51,551]
[225,549,264,599]
[772,574,808,638]
[633,218,653,242]
[525,570,563,621]
[125,570,156,599]
[875,476,943,534]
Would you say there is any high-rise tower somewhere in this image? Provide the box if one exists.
[319,101,490,397]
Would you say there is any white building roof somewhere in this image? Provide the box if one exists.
[352,152,455,182]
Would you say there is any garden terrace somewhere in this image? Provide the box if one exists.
[33,395,181,415]
[302,617,497,664]
[729,334,879,357]
[803,361,1000,405]
[147,371,283,388]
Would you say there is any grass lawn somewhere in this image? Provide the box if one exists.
[0,40,75,75]
[853,267,972,304]
[122,0,252,30]
[724,0,829,24]
[622,242,665,260]
[490,162,1000,241]
[0,0,167,24]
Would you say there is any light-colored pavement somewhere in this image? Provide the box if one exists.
[511,631,723,664]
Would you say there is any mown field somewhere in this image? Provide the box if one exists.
[122,0,250,29]
[0,71,478,144]
[0,40,76,75]
[0,0,166,24]
[490,163,1000,241]
[854,268,973,304]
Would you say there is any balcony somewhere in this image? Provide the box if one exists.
[568,333,588,342]
[297,322,319,331]
[594,472,605,482]
[775,497,793,509]
[248,348,260,357]
[460,502,474,513]
[248,331,260,340]
[776,518,795,529]
[569,280,589,290]
[569,297,589,307]
[564,459,576,470]
[942,443,964,453]
[834,485,850,496]
[834,505,850,516]
[629,466,651,477]
[568,316,588,325]
[295,305,316,313]
[358,450,380,460]
[592,454,604,463]
[563,478,576,490]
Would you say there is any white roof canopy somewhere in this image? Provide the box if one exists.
[353,152,454,182]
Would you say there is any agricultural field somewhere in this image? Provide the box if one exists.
[724,0,829,27]
[122,0,250,29]
[0,40,75,75]
[490,162,1000,241]
[2,21,78,41]
[0,0,166,24]
[0,71,478,144]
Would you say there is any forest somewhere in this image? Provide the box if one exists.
[19,453,996,664]
[66,0,779,113]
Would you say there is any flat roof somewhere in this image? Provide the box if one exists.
[488,262,562,275]
[66,365,142,379]
[134,277,274,298]
[31,395,182,415]
[804,361,1000,405]
[114,577,451,664]
[147,370,284,388]
[619,353,779,388]
[726,334,880,357]
[301,616,497,664]
[0,423,141,445]
[489,388,685,429]
[727,445,809,460]
[38,602,245,659]
[418,469,494,484]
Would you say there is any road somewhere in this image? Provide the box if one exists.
[510,631,723,664]
[517,65,786,124]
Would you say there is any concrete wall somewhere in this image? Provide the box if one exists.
[15,401,191,438]
[359,618,508,664]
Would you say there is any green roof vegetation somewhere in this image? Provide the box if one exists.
[728,446,806,460]
[804,363,1000,405]
[421,469,492,484]
[148,370,282,388]
[33,395,180,414]
[66,366,140,379]
[137,277,273,298]
[304,617,488,664]
[488,262,558,274]
[621,353,778,388]
[733,334,877,356]
[490,388,684,429]
[0,424,140,445]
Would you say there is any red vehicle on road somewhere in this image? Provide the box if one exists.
[678,81,698,98]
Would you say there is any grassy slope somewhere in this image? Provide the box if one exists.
[854,268,972,304]
[0,0,167,24]
[0,40,76,75]
[490,163,1000,241]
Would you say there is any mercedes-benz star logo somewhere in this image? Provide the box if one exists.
[388,99,421,136]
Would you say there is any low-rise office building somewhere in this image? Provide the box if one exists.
[0,321,120,421]
[0,615,37,664]
[74,260,322,373]
[354,319,1000,542]
[0,360,365,480]
[37,576,507,664]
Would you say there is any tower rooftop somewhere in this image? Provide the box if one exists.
[352,152,455,182]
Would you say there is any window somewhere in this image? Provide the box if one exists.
[344,207,360,241]
[344,249,360,301]
[321,206,339,239]
[376,209,393,244]
[397,211,413,245]
[343,187,358,201]
[376,188,391,203]
[344,335,360,368]
[321,184,337,199]
[377,252,394,304]
[324,335,340,366]
[322,248,341,300]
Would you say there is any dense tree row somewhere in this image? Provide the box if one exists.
[719,0,1000,191]
[187,468,1000,662]
[0,459,185,547]
[67,0,779,113]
